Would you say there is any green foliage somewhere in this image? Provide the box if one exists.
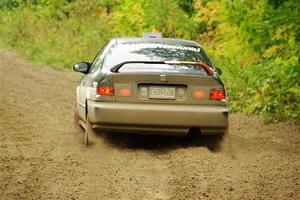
[0,0,299,122]
[0,0,19,9]
[206,0,300,122]
[178,0,195,16]
[112,0,197,39]
[0,0,112,68]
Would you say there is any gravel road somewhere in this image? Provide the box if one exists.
[0,49,299,200]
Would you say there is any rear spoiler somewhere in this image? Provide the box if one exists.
[110,61,215,75]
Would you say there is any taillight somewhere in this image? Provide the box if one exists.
[120,88,131,96]
[97,86,114,96]
[194,90,204,98]
[210,90,225,100]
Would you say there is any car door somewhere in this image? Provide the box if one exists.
[77,40,115,121]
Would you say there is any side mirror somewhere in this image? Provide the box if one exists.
[215,67,222,75]
[73,62,90,74]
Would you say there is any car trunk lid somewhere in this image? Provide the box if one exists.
[112,72,221,105]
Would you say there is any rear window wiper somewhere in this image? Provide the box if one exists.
[110,61,214,75]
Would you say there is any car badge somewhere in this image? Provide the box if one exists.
[160,75,167,82]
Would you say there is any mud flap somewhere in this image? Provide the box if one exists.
[84,118,91,146]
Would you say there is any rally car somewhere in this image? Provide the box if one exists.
[73,33,228,145]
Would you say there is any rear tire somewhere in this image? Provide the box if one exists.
[209,127,228,151]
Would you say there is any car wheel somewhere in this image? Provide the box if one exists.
[210,127,228,151]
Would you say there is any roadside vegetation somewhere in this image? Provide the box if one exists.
[0,0,299,122]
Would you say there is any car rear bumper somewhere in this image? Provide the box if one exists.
[87,100,229,135]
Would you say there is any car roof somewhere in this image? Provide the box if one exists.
[114,37,201,48]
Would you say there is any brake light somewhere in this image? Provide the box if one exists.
[210,90,225,100]
[97,86,114,96]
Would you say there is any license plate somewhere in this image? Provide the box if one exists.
[148,86,176,99]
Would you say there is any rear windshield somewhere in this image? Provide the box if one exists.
[104,43,213,74]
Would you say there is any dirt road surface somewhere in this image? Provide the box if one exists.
[0,49,299,200]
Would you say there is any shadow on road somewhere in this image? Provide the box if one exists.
[97,132,224,153]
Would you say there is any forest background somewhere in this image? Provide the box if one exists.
[0,0,299,122]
